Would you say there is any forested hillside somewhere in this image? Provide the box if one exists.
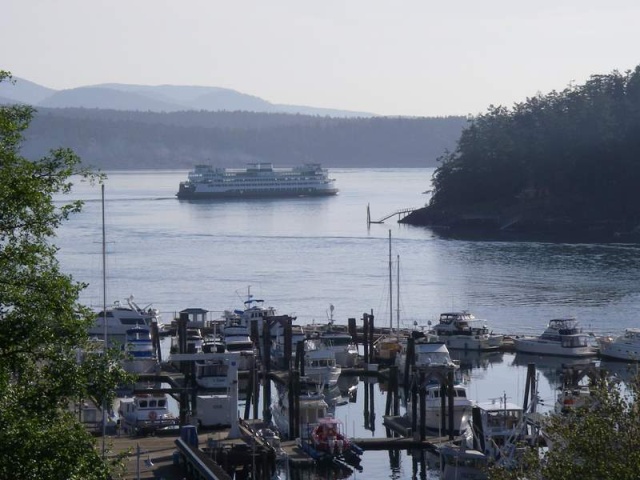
[402,65,640,239]
[21,108,467,169]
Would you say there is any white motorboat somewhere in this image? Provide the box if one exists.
[313,329,358,368]
[271,378,329,440]
[222,325,257,371]
[122,326,158,374]
[405,381,474,435]
[433,311,504,351]
[89,295,162,339]
[195,357,231,391]
[303,338,342,388]
[118,392,178,435]
[598,328,640,361]
[395,334,458,378]
[514,318,597,357]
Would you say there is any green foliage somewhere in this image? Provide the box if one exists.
[488,373,640,480]
[429,66,640,225]
[0,70,130,479]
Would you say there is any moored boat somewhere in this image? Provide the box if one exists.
[598,328,640,361]
[433,311,504,351]
[303,414,363,470]
[405,380,474,435]
[89,295,162,339]
[176,162,339,199]
[303,338,342,388]
[122,326,158,374]
[514,318,597,357]
[118,392,178,435]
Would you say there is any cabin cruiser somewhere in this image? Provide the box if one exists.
[514,318,597,357]
[89,295,162,339]
[306,328,359,368]
[405,380,474,435]
[395,332,458,379]
[598,328,640,361]
[118,392,178,435]
[303,338,342,388]
[433,311,504,351]
[271,377,330,440]
[122,326,158,374]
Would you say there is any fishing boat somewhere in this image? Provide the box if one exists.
[89,295,162,338]
[433,311,504,351]
[301,414,363,471]
[176,162,339,199]
[118,392,178,435]
[474,395,527,462]
[555,385,592,415]
[598,328,640,361]
[513,318,597,357]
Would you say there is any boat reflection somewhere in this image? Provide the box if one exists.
[449,349,505,374]
[599,359,640,385]
[511,352,597,386]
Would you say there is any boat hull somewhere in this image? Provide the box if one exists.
[177,188,339,200]
[514,338,597,357]
[438,335,504,351]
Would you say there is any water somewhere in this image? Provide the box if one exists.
[53,168,640,478]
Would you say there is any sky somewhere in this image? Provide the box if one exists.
[2,0,639,117]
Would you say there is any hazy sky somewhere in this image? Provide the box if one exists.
[3,0,639,117]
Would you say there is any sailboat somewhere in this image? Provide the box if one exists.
[373,230,407,363]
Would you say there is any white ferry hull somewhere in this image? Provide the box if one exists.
[177,162,339,200]
[178,185,339,199]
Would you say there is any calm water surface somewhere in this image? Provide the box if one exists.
[54,168,640,479]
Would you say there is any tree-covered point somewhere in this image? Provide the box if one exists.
[403,66,640,238]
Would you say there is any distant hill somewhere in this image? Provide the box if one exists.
[22,108,467,169]
[0,77,55,104]
[2,76,468,170]
[1,77,374,117]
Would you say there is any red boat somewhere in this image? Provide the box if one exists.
[310,415,352,455]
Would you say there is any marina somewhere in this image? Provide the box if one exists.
[89,308,634,480]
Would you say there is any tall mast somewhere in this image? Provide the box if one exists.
[388,230,393,332]
[396,254,400,331]
[101,184,107,457]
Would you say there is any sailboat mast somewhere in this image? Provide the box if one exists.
[100,184,107,457]
[396,254,400,331]
[102,184,107,343]
[388,230,393,332]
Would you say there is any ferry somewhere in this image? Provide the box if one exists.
[176,162,339,199]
